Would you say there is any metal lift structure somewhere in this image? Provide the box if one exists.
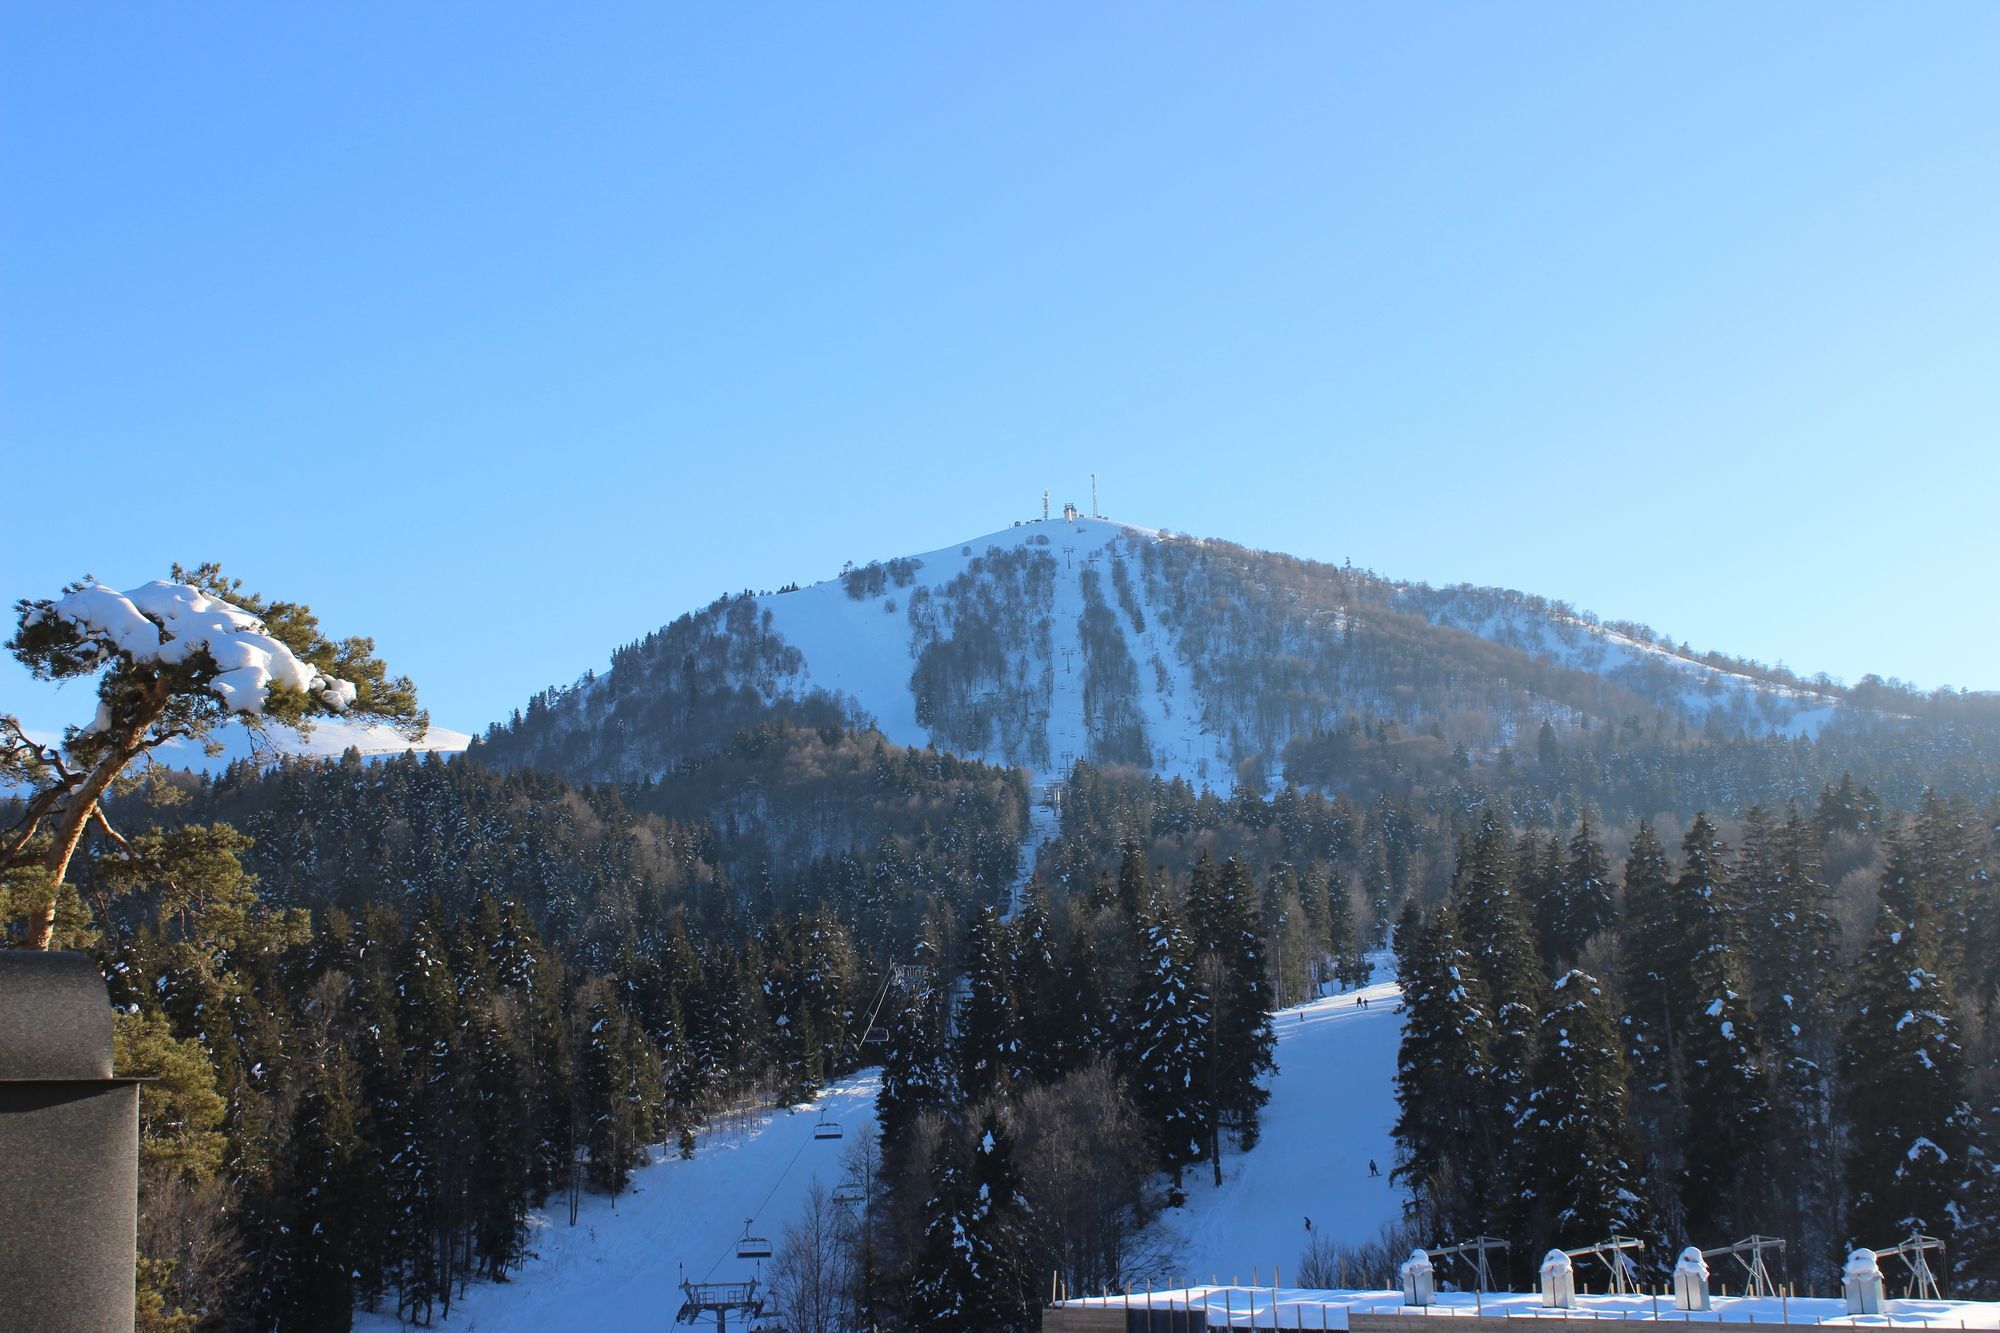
[1564,1236,1645,1295]
[676,1278,765,1333]
[1872,1232,1946,1300]
[1426,1236,1510,1292]
[1700,1235,1787,1298]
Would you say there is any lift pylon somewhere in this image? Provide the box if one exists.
[1871,1232,1946,1300]
[1699,1235,1786,1298]
[676,1278,765,1332]
[1564,1235,1645,1295]
[1426,1235,1509,1292]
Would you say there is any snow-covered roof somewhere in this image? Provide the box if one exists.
[1054,1286,2000,1328]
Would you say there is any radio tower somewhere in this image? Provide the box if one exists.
[1090,473,1099,518]
[1041,489,1050,522]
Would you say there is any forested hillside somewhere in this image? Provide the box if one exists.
[468,517,1999,801]
[7,531,1998,1332]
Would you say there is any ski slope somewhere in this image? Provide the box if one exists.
[756,515,1231,789]
[360,954,1402,1328]
[354,1075,878,1332]
[1172,954,1406,1285]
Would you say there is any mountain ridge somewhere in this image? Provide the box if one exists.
[471,512,1950,793]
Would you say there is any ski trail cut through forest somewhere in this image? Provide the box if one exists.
[353,1076,880,1332]
[1171,951,1404,1284]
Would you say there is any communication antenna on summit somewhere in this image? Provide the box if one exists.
[1090,473,1099,518]
[1042,489,1050,521]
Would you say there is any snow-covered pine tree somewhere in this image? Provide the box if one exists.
[903,1112,1037,1330]
[1323,866,1371,990]
[957,903,1022,1104]
[1512,970,1654,1252]
[1840,826,1980,1260]
[5,565,424,949]
[1191,858,1275,1166]
[1125,884,1210,1190]
[1540,812,1614,970]
[1452,815,1543,1132]
[1054,903,1114,1076]
[877,957,956,1148]
[1392,903,1499,1237]
[392,915,465,1324]
[1010,881,1066,1084]
[267,990,366,1331]
[1672,815,1771,1238]
[1620,821,1678,1092]
[1737,808,1842,1252]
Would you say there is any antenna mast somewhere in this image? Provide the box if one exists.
[1041,489,1049,522]
[1090,473,1099,518]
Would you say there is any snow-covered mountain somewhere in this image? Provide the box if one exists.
[475,513,1853,791]
[153,716,473,772]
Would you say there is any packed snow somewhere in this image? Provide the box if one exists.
[40,581,357,717]
[1171,954,1405,1285]
[353,1075,879,1331]
[757,515,1231,790]
[1054,1285,2000,1328]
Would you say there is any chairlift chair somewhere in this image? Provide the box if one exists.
[736,1220,773,1261]
[813,1114,843,1141]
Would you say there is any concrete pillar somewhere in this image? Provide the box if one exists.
[0,951,141,1332]
[1673,1247,1713,1311]
[1539,1250,1576,1309]
[1845,1249,1885,1316]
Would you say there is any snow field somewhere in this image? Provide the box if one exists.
[353,1075,880,1331]
[1170,955,1406,1287]
[756,515,1233,790]
[1054,1286,2000,1328]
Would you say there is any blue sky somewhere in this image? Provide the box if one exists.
[5,4,1997,737]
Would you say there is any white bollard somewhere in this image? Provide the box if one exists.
[1844,1249,1885,1316]
[1540,1250,1577,1310]
[1401,1249,1437,1307]
[1674,1248,1712,1312]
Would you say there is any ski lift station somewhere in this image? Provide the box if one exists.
[1042,1233,2000,1330]
[1042,1282,2000,1331]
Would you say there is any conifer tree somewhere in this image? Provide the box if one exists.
[1452,816,1542,1130]
[1392,903,1499,1236]
[1010,883,1065,1084]
[1323,869,1371,990]
[1125,885,1210,1190]
[1512,971,1652,1251]
[957,904,1021,1104]
[1189,858,1275,1165]
[877,960,956,1148]
[1540,813,1614,969]
[1620,821,1678,1091]
[1841,829,1979,1254]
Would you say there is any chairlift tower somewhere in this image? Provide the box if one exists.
[1700,1235,1787,1299]
[1564,1235,1645,1295]
[676,1278,765,1333]
[1427,1236,1509,1292]
[1872,1232,1946,1300]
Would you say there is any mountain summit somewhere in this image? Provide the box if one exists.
[471,514,1851,789]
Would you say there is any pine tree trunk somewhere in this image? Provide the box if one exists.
[26,695,163,948]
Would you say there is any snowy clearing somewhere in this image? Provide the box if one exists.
[1170,954,1405,1285]
[354,1076,878,1331]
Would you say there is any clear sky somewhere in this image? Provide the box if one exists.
[5,4,1997,737]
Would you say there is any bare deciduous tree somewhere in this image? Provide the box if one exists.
[769,1181,856,1333]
